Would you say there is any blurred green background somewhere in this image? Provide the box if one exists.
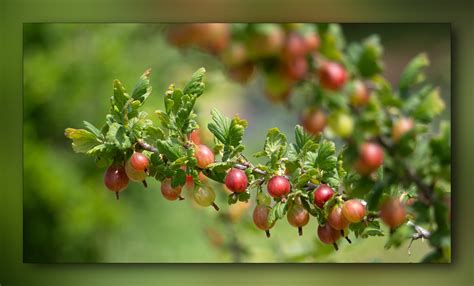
[23,23,450,263]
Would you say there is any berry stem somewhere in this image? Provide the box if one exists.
[178,195,185,201]
[142,180,148,188]
[115,192,120,200]
[211,202,220,211]
[333,242,339,251]
[265,230,271,238]
[298,226,303,236]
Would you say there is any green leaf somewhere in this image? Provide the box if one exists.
[384,224,414,249]
[83,121,102,138]
[300,196,322,217]
[228,193,239,204]
[429,121,451,165]
[156,139,185,162]
[257,128,287,167]
[399,53,429,92]
[208,109,248,160]
[131,69,152,103]
[412,88,445,122]
[155,110,171,129]
[200,161,232,183]
[268,200,288,225]
[315,140,337,170]
[238,191,251,202]
[372,75,402,108]
[318,24,345,61]
[183,67,206,97]
[350,220,384,239]
[171,168,187,188]
[202,168,226,184]
[105,122,131,150]
[294,125,318,153]
[87,144,106,156]
[175,94,198,133]
[347,35,383,78]
[208,109,248,146]
[128,112,152,140]
[111,79,130,111]
[336,152,347,180]
[64,128,101,154]
[144,125,165,142]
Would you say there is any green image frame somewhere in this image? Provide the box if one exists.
[1,0,472,285]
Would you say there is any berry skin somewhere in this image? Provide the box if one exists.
[281,56,308,81]
[282,32,307,60]
[379,198,407,229]
[194,144,215,169]
[253,204,275,237]
[104,165,129,196]
[193,24,230,54]
[328,205,350,230]
[328,112,354,138]
[287,202,310,235]
[301,108,327,135]
[267,176,291,198]
[317,224,341,247]
[392,117,414,142]
[356,142,384,175]
[129,152,149,171]
[160,178,183,201]
[125,159,147,182]
[188,129,202,145]
[221,42,248,67]
[264,72,293,103]
[193,187,218,211]
[246,24,285,58]
[318,62,347,91]
[313,184,334,208]
[342,199,366,223]
[303,32,320,52]
[349,80,370,107]
[224,168,249,193]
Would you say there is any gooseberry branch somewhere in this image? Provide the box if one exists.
[65,23,450,262]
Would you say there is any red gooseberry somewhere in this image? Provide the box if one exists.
[104,164,129,199]
[342,199,366,223]
[160,178,183,201]
[313,184,334,208]
[224,168,249,193]
[317,224,341,250]
[328,205,350,230]
[318,61,347,91]
[195,144,215,169]
[267,176,291,198]
[129,152,149,171]
[379,198,407,229]
[253,204,275,237]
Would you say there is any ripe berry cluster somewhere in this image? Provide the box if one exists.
[166,24,412,178]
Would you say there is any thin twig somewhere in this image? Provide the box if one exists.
[234,163,266,175]
[404,168,433,204]
[137,139,158,153]
[406,220,431,255]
